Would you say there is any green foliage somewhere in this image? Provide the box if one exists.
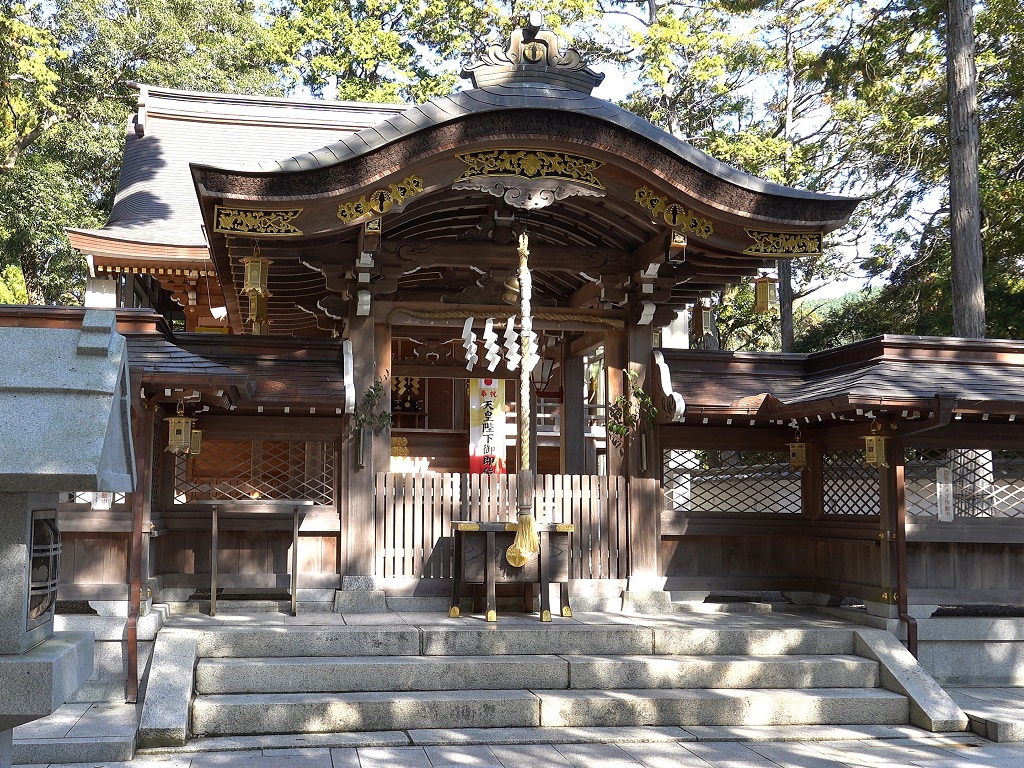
[1,0,1020,343]
[0,264,28,303]
[353,375,393,435]
[0,0,287,305]
[606,370,656,448]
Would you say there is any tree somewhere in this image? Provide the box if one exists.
[0,0,287,304]
[947,0,986,338]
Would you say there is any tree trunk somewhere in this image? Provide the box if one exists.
[947,0,986,338]
[19,257,47,305]
[779,15,797,351]
[778,259,795,351]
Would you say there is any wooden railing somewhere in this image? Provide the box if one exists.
[373,473,629,580]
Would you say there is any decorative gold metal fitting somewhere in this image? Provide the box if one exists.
[448,606,460,618]
[541,610,552,622]
[486,610,497,622]
[561,607,573,618]
[456,522,481,532]
[505,546,528,568]
[504,523,520,532]
[555,523,575,533]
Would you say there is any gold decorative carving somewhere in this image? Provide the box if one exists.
[633,187,714,239]
[214,207,303,236]
[456,150,604,189]
[743,229,823,256]
[337,175,425,223]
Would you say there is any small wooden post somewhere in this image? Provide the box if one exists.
[291,505,299,616]
[210,504,219,617]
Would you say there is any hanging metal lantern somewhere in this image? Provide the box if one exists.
[242,245,272,297]
[865,421,888,468]
[247,293,270,334]
[166,401,197,455]
[754,273,779,313]
[787,428,807,468]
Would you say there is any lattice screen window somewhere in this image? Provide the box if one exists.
[173,439,335,505]
[662,449,802,515]
[906,448,1024,519]
[822,450,879,516]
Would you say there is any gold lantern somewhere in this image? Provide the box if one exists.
[247,293,271,335]
[864,421,888,468]
[166,401,199,455]
[788,428,807,468]
[754,273,779,313]
[241,246,272,297]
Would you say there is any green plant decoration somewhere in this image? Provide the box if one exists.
[606,369,657,448]
[353,375,393,436]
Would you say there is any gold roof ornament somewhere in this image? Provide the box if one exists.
[461,11,605,94]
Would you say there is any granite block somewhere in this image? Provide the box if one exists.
[854,629,969,732]
[137,632,196,747]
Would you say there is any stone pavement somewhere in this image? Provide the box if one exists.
[15,729,1024,767]
[14,608,1024,766]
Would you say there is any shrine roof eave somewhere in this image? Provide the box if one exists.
[190,83,862,231]
[654,335,1024,426]
[67,229,211,270]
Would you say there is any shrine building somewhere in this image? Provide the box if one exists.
[6,16,1024,671]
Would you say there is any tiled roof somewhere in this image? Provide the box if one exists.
[250,83,853,208]
[70,86,406,250]
[658,336,1024,415]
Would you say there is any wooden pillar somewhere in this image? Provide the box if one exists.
[345,313,390,576]
[605,330,627,478]
[877,436,902,617]
[125,398,154,703]
[560,344,585,474]
[803,441,824,589]
[625,320,658,580]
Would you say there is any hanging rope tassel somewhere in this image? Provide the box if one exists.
[511,230,540,558]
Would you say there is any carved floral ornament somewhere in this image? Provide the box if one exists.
[453,149,606,210]
[743,229,823,256]
[337,175,425,224]
[633,187,715,240]
[214,207,303,236]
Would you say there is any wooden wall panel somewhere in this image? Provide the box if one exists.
[60,533,129,584]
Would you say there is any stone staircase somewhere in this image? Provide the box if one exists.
[137,621,965,742]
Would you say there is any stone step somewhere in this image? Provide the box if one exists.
[537,688,910,728]
[195,653,878,695]
[191,690,541,736]
[193,625,421,658]
[564,654,879,690]
[195,655,569,694]
[190,687,910,736]
[185,624,857,660]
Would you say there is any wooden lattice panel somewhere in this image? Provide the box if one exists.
[663,449,802,515]
[822,450,879,516]
[173,439,334,505]
[906,448,1024,518]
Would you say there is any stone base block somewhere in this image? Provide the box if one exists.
[333,590,388,614]
[0,632,94,731]
[621,591,673,614]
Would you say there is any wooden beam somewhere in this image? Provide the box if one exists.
[379,239,632,273]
